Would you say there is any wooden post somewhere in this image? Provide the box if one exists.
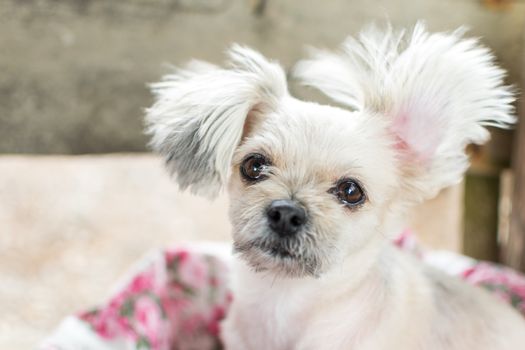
[464,173,500,262]
[502,105,525,271]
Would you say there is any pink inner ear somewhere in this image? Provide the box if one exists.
[391,106,445,164]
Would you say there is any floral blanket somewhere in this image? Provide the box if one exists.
[40,233,525,350]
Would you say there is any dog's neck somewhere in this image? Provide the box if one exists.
[227,238,399,348]
[233,237,389,300]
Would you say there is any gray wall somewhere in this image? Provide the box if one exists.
[1,0,524,154]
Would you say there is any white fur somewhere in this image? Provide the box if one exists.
[295,22,515,201]
[146,23,525,350]
[145,45,287,196]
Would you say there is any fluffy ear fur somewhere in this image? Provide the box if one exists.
[146,45,288,197]
[294,22,516,201]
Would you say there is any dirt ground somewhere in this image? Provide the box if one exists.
[0,154,231,349]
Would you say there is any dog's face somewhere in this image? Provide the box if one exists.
[146,26,514,279]
[229,102,398,277]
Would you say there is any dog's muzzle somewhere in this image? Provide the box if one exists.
[266,199,306,237]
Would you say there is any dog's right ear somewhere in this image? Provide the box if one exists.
[145,45,288,197]
[295,23,515,202]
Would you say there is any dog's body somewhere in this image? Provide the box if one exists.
[146,23,525,349]
[222,247,525,349]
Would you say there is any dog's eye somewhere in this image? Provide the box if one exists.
[240,153,271,182]
[330,179,365,207]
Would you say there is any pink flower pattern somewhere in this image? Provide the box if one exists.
[43,233,524,350]
[77,247,231,350]
[462,262,525,315]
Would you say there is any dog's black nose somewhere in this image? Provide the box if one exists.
[266,199,306,237]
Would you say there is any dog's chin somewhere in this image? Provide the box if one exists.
[233,238,322,278]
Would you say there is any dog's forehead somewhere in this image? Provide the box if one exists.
[261,100,366,150]
[240,99,394,183]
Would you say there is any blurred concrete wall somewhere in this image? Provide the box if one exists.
[1,0,524,154]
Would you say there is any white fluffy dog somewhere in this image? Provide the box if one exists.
[146,23,525,349]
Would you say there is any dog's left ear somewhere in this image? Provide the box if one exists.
[295,23,516,201]
[146,45,288,197]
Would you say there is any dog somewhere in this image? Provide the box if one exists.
[146,23,525,349]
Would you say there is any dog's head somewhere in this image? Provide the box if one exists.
[146,23,514,278]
